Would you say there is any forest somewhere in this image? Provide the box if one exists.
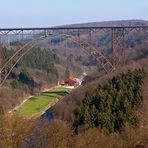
[74,69,146,133]
[0,69,147,148]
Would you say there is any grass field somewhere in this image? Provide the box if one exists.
[18,87,71,116]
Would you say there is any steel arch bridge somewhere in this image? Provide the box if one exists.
[0,25,148,86]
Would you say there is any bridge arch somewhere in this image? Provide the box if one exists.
[0,33,113,86]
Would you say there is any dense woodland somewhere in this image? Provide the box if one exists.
[74,69,146,133]
[0,69,147,148]
[1,47,59,81]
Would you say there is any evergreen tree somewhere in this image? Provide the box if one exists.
[75,69,146,133]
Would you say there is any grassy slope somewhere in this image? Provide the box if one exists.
[18,87,71,116]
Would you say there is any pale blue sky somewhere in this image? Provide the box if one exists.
[0,0,148,27]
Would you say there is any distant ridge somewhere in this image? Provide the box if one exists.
[57,19,148,28]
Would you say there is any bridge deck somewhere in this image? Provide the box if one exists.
[0,25,148,31]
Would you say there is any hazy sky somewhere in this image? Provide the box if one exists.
[0,0,148,27]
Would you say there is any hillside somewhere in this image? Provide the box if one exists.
[49,20,148,123]
[0,19,148,111]
[0,20,148,147]
[1,65,148,148]
[52,55,148,123]
[62,19,148,27]
[0,46,83,111]
[38,20,148,68]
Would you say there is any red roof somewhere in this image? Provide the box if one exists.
[65,77,77,86]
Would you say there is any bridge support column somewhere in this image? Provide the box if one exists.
[112,27,126,69]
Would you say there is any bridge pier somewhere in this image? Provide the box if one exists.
[112,27,126,68]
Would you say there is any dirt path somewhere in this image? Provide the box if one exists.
[8,86,58,114]
[8,96,33,114]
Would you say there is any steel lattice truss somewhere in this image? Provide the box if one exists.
[0,25,148,86]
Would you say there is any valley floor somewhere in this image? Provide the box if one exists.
[17,87,72,117]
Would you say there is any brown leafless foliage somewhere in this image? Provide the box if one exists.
[0,116,148,148]
[25,119,73,148]
[0,114,32,148]
[27,120,148,148]
[0,86,26,111]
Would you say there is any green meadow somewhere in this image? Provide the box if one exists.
[18,87,71,116]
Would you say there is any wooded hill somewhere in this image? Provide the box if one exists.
[0,46,83,111]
